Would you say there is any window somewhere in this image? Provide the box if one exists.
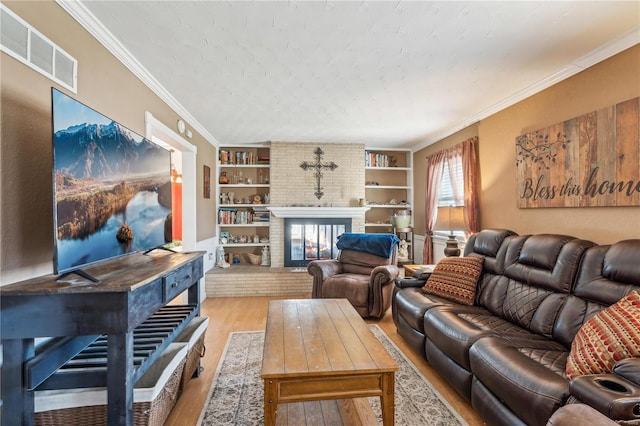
[437,156,464,207]
[436,154,466,238]
[1,4,77,92]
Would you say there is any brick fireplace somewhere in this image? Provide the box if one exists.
[269,142,366,268]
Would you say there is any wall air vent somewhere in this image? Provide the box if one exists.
[1,4,77,92]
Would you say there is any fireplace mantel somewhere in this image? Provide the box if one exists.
[268,206,370,218]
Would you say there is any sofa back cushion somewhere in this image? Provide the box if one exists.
[464,228,517,274]
[339,249,394,275]
[554,240,640,347]
[478,234,594,338]
[464,229,517,306]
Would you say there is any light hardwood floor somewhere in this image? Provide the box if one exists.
[166,296,485,426]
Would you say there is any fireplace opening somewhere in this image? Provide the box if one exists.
[284,218,352,267]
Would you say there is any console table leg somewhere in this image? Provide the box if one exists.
[107,333,134,426]
[2,339,34,426]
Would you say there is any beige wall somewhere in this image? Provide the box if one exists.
[1,1,217,283]
[413,45,640,244]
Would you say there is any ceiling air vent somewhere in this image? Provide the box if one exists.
[1,4,77,92]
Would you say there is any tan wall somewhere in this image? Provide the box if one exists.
[0,1,217,283]
[413,45,640,244]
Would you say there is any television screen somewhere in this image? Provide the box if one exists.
[51,88,172,276]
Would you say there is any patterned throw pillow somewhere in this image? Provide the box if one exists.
[421,256,484,305]
[566,290,640,379]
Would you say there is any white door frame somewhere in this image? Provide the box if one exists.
[144,112,197,252]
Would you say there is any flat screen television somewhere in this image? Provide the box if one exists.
[51,88,172,280]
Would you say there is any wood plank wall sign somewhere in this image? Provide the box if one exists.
[515,97,640,208]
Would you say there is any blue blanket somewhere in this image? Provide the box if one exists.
[336,233,400,258]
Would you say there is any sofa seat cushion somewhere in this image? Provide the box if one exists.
[469,336,570,426]
[424,306,547,370]
[394,287,452,333]
[322,274,370,307]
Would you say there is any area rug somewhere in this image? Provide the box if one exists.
[197,325,468,425]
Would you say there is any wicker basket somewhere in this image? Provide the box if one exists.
[245,253,262,265]
[34,343,188,426]
[174,316,209,390]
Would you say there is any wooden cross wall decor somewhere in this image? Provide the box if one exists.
[299,147,338,199]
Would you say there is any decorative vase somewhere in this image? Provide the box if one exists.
[219,171,229,184]
[391,210,411,228]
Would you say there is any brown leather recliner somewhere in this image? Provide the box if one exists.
[307,247,399,318]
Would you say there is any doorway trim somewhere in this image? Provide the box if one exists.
[144,112,197,252]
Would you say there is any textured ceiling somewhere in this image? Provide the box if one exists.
[73,1,639,149]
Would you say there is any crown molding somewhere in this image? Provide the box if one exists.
[411,30,640,153]
[56,0,219,148]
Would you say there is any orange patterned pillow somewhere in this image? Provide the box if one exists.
[566,290,640,379]
[421,256,484,305]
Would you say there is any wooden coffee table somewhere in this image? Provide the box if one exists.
[261,299,399,425]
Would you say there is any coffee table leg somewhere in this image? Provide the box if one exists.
[264,378,278,426]
[380,372,395,426]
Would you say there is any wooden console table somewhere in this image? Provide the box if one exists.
[0,250,204,426]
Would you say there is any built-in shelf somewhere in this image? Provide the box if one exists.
[366,204,412,208]
[219,184,270,188]
[365,148,413,232]
[365,185,411,189]
[217,144,271,266]
[365,166,411,171]
[221,243,270,247]
[221,204,271,208]
[220,164,270,168]
[220,223,270,227]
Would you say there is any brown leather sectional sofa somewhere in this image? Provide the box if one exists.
[392,229,640,426]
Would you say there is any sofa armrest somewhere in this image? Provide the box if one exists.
[370,264,399,287]
[367,264,399,317]
[307,259,342,279]
[614,357,640,386]
[570,373,640,421]
[307,260,343,299]
[547,403,617,426]
[394,276,427,289]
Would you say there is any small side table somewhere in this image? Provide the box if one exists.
[393,226,414,266]
[403,264,435,277]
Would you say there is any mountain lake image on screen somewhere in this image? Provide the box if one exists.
[51,88,172,276]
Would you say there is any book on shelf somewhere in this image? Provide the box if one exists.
[365,151,398,168]
[252,212,270,222]
[218,150,268,165]
[218,208,254,225]
[218,206,270,225]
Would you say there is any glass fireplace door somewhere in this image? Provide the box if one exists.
[284,218,351,267]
